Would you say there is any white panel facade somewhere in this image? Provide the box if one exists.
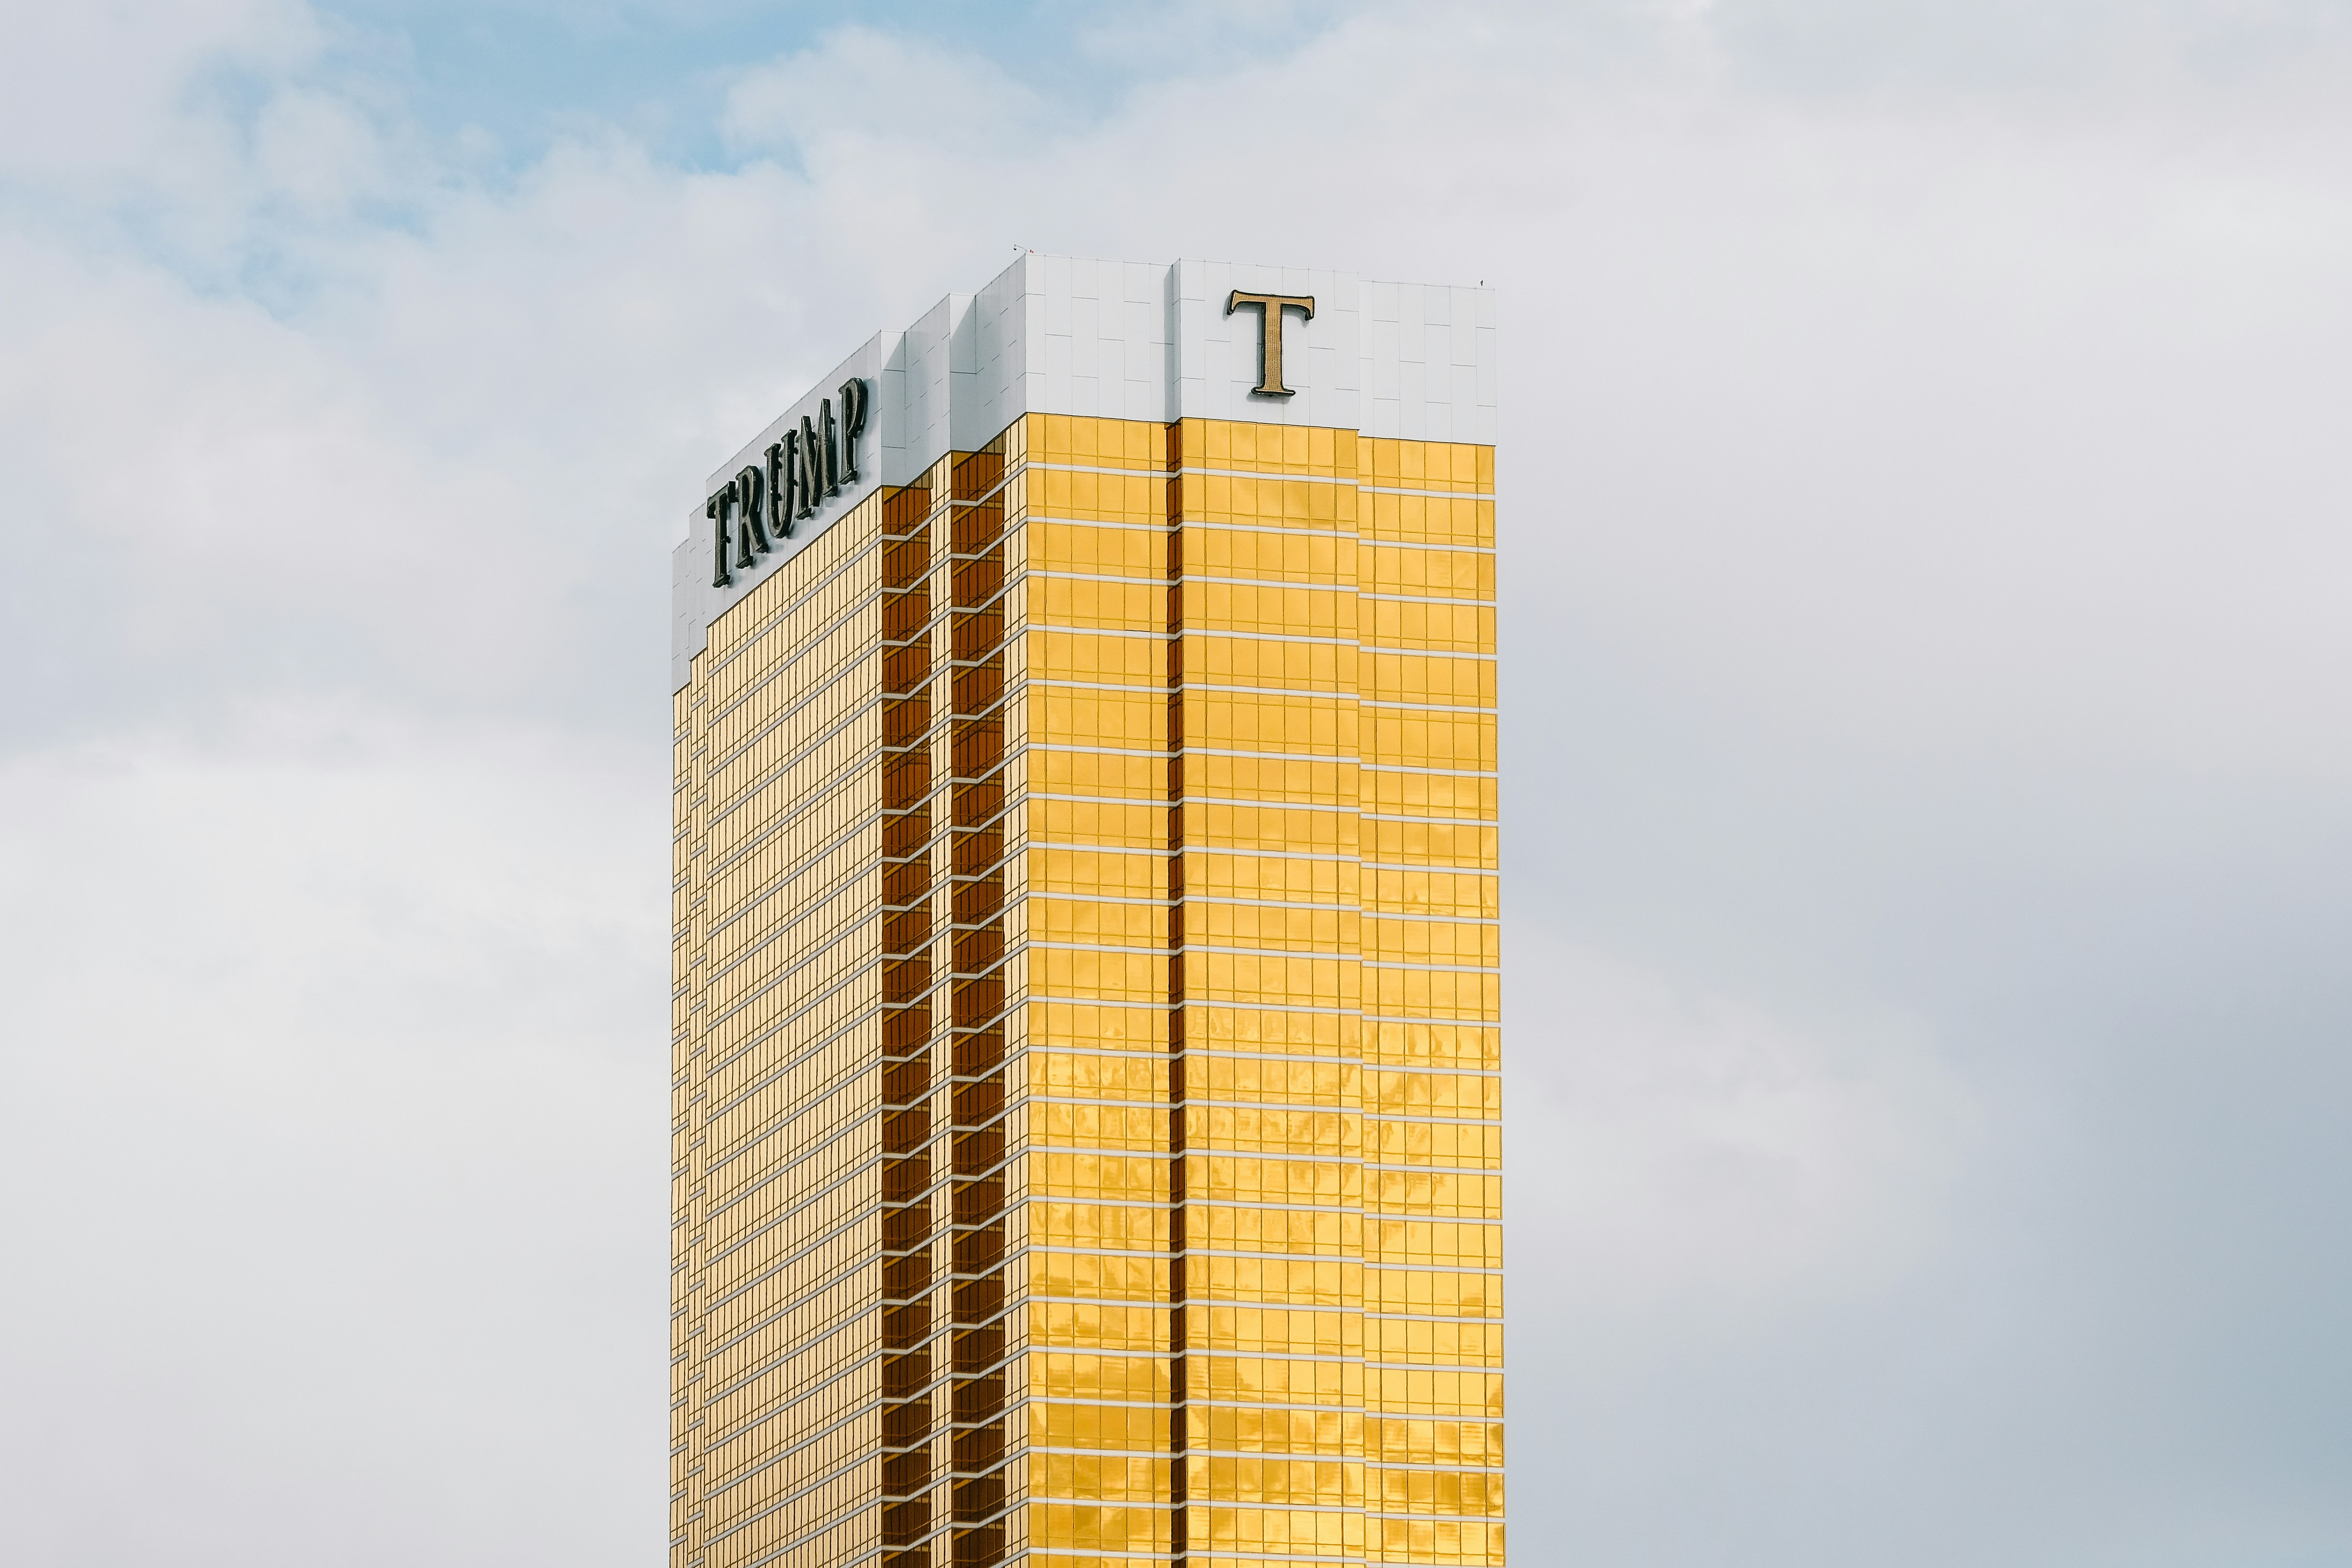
[1169,258,1359,431]
[673,253,1497,690]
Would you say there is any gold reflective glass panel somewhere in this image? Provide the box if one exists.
[677,413,1500,1568]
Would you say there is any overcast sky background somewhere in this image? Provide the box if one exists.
[3,1,2350,1563]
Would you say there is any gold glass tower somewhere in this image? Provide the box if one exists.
[672,258,1500,1568]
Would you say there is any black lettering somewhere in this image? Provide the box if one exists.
[837,378,867,483]
[766,440,793,541]
[797,415,821,517]
[785,430,804,534]
[709,492,731,587]
[736,464,769,558]
[726,479,754,571]
[821,397,841,495]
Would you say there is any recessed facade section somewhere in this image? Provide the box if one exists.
[671,254,1502,1568]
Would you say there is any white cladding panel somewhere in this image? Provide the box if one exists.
[1361,279,1499,443]
[673,253,1496,690]
[1170,259,1359,430]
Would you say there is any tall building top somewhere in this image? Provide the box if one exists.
[671,253,1496,690]
[670,247,1504,1568]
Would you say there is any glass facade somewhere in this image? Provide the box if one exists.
[674,413,1501,1568]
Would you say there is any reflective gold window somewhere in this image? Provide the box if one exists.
[676,414,1501,1568]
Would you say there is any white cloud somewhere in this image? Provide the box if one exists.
[0,0,334,271]
[1528,85,2352,784]
[4,2,2352,1562]
[0,0,319,186]
[252,86,390,209]
[720,25,1056,159]
[0,708,665,1567]
[0,237,559,717]
[1509,934,1975,1323]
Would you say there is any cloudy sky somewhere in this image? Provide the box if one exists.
[4,1,2351,1563]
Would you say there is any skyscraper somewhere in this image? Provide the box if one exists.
[671,255,1501,1568]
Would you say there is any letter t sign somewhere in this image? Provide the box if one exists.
[1226,290,1316,397]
